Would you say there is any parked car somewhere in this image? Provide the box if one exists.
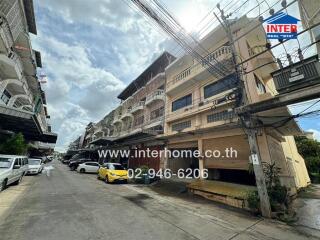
[0,155,28,192]
[69,158,94,171]
[98,163,128,183]
[68,152,99,170]
[27,158,44,175]
[77,162,100,173]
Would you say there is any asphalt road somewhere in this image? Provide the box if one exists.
[0,160,318,240]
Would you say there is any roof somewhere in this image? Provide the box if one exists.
[117,51,176,100]
[0,155,27,158]
[23,0,37,34]
[265,12,300,24]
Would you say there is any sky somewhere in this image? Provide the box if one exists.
[30,0,320,152]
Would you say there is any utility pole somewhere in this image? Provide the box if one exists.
[215,5,272,218]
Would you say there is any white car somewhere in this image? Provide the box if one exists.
[77,162,100,173]
[0,155,28,192]
[27,158,44,175]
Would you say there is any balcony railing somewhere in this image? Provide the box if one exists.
[248,45,268,57]
[130,101,145,113]
[145,89,165,105]
[120,107,133,119]
[168,46,232,89]
[0,0,24,42]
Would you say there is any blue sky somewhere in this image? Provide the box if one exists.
[30,0,320,151]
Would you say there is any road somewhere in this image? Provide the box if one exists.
[0,160,318,240]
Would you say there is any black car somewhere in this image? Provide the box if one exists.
[68,158,95,171]
[68,152,99,170]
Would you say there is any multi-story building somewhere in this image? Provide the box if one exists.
[299,0,320,54]
[103,52,175,169]
[0,0,57,146]
[163,16,310,195]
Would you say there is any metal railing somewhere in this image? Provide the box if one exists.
[146,89,165,104]
[130,101,145,113]
[248,45,271,57]
[0,0,24,42]
[169,46,232,87]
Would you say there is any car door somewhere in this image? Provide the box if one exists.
[89,162,100,173]
[10,158,20,184]
[99,164,108,178]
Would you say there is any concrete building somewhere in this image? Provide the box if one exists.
[0,0,57,147]
[105,52,175,169]
[299,0,320,54]
[163,16,310,200]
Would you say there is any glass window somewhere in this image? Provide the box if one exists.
[254,74,266,94]
[0,89,11,105]
[29,159,41,165]
[150,106,164,120]
[14,158,20,166]
[0,158,12,168]
[108,164,125,170]
[204,74,238,99]
[172,94,192,112]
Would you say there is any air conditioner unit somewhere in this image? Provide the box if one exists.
[271,55,320,94]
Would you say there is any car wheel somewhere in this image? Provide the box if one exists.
[14,175,23,185]
[0,179,7,192]
[105,175,110,183]
[70,166,76,171]
[80,168,85,174]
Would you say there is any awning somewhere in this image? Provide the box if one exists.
[0,105,57,143]
[256,106,303,136]
[90,137,115,145]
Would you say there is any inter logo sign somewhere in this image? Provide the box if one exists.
[264,12,300,40]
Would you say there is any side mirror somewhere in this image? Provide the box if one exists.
[13,165,21,169]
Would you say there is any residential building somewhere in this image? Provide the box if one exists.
[0,0,57,146]
[89,52,175,169]
[163,16,310,199]
[299,0,320,54]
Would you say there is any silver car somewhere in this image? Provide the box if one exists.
[0,155,28,192]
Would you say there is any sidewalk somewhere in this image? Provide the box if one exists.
[292,184,320,238]
[127,179,320,240]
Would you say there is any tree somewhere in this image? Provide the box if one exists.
[295,136,320,174]
[0,133,29,155]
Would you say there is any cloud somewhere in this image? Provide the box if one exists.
[32,34,126,150]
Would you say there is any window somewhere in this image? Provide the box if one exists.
[14,158,19,166]
[254,74,266,94]
[1,89,11,105]
[150,106,164,120]
[204,74,238,99]
[134,115,144,126]
[172,120,191,131]
[207,110,235,123]
[172,94,192,112]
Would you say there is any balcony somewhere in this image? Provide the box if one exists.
[130,101,145,114]
[248,45,277,80]
[120,107,133,120]
[0,0,24,51]
[145,89,165,105]
[167,46,233,94]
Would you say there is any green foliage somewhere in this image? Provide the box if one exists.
[304,156,320,174]
[246,190,260,210]
[295,136,320,174]
[0,133,29,155]
[262,162,281,189]
[262,162,288,211]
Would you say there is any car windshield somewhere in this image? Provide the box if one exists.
[0,158,12,168]
[108,164,125,170]
[29,159,41,165]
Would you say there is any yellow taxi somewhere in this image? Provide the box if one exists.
[98,163,128,183]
